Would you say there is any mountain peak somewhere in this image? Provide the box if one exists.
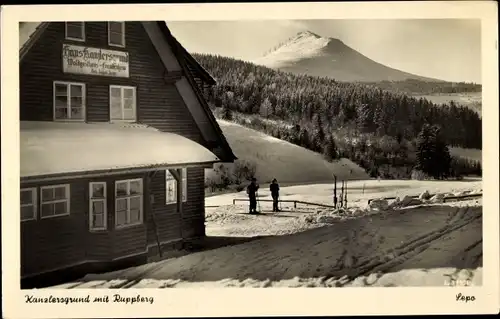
[294,30,322,39]
[253,29,440,82]
[259,31,331,59]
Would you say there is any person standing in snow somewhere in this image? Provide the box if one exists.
[247,177,259,214]
[270,178,281,212]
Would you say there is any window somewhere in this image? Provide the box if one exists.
[53,81,86,121]
[89,182,107,231]
[115,179,143,228]
[40,184,70,219]
[165,170,177,204]
[108,22,125,47]
[65,22,85,41]
[109,85,136,121]
[165,168,187,204]
[181,168,187,202]
[21,188,37,221]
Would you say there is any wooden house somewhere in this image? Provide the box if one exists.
[19,21,236,287]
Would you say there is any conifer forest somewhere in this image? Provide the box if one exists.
[194,53,482,179]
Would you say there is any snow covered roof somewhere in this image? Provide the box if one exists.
[21,121,220,180]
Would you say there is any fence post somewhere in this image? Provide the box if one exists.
[333,175,337,209]
[340,180,344,208]
[344,180,348,208]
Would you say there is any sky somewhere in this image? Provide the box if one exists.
[167,19,482,83]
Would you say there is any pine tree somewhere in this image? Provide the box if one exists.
[259,97,272,118]
[415,124,434,176]
[431,125,451,179]
[356,103,371,133]
[416,124,451,179]
[323,136,338,162]
[221,106,233,121]
[298,127,310,149]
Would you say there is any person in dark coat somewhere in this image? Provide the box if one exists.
[270,178,280,212]
[246,177,259,214]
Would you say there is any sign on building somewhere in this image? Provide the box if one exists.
[62,44,130,78]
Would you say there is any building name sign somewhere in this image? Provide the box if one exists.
[62,44,129,78]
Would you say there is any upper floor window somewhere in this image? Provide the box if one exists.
[40,184,70,219]
[21,188,37,221]
[108,22,125,47]
[110,85,136,122]
[65,22,85,41]
[53,81,86,121]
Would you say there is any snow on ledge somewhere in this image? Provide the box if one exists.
[21,121,220,178]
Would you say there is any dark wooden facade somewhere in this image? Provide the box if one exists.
[19,22,235,285]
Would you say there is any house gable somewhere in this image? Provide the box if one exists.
[19,21,236,162]
[142,22,236,162]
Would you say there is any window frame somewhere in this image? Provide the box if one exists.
[89,182,108,232]
[165,170,177,205]
[40,184,71,219]
[108,21,126,48]
[53,81,86,122]
[20,187,37,222]
[65,22,86,42]
[109,85,137,122]
[114,178,143,229]
[165,168,188,205]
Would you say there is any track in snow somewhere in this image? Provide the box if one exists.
[335,206,481,286]
[53,199,482,288]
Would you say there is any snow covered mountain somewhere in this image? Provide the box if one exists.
[253,31,442,83]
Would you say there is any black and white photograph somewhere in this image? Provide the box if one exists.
[2,1,499,317]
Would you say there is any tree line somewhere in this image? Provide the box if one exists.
[195,53,482,179]
[361,79,482,95]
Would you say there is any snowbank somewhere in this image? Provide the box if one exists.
[53,201,482,288]
[49,179,482,289]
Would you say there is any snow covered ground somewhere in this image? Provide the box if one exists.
[49,179,482,288]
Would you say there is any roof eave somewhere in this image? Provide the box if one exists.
[181,47,217,86]
[21,160,221,184]
[183,69,237,162]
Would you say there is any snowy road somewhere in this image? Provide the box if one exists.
[50,179,482,288]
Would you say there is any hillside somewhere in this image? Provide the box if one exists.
[205,119,369,185]
[194,53,482,179]
[361,79,481,95]
[253,31,441,83]
[360,80,482,115]
[412,93,482,115]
